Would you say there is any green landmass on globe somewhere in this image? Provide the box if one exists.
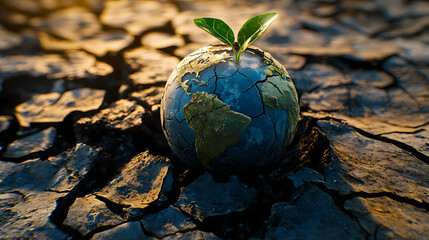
[161,13,300,173]
[184,91,251,166]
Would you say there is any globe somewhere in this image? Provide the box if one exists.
[161,44,299,173]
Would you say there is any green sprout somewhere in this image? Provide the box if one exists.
[194,13,278,65]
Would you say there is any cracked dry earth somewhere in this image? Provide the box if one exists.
[0,0,428,239]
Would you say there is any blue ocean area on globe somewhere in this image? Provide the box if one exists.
[161,44,299,173]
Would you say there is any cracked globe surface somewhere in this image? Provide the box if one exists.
[161,44,299,173]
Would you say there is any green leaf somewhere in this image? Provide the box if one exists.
[237,13,278,53]
[193,18,235,47]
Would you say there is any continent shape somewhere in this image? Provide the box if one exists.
[183,92,251,167]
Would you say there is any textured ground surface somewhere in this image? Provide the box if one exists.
[0,0,428,239]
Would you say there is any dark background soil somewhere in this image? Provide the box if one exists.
[0,0,428,239]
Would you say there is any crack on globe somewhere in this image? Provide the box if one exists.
[261,75,299,145]
[174,45,233,93]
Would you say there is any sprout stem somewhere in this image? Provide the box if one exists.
[232,45,240,65]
